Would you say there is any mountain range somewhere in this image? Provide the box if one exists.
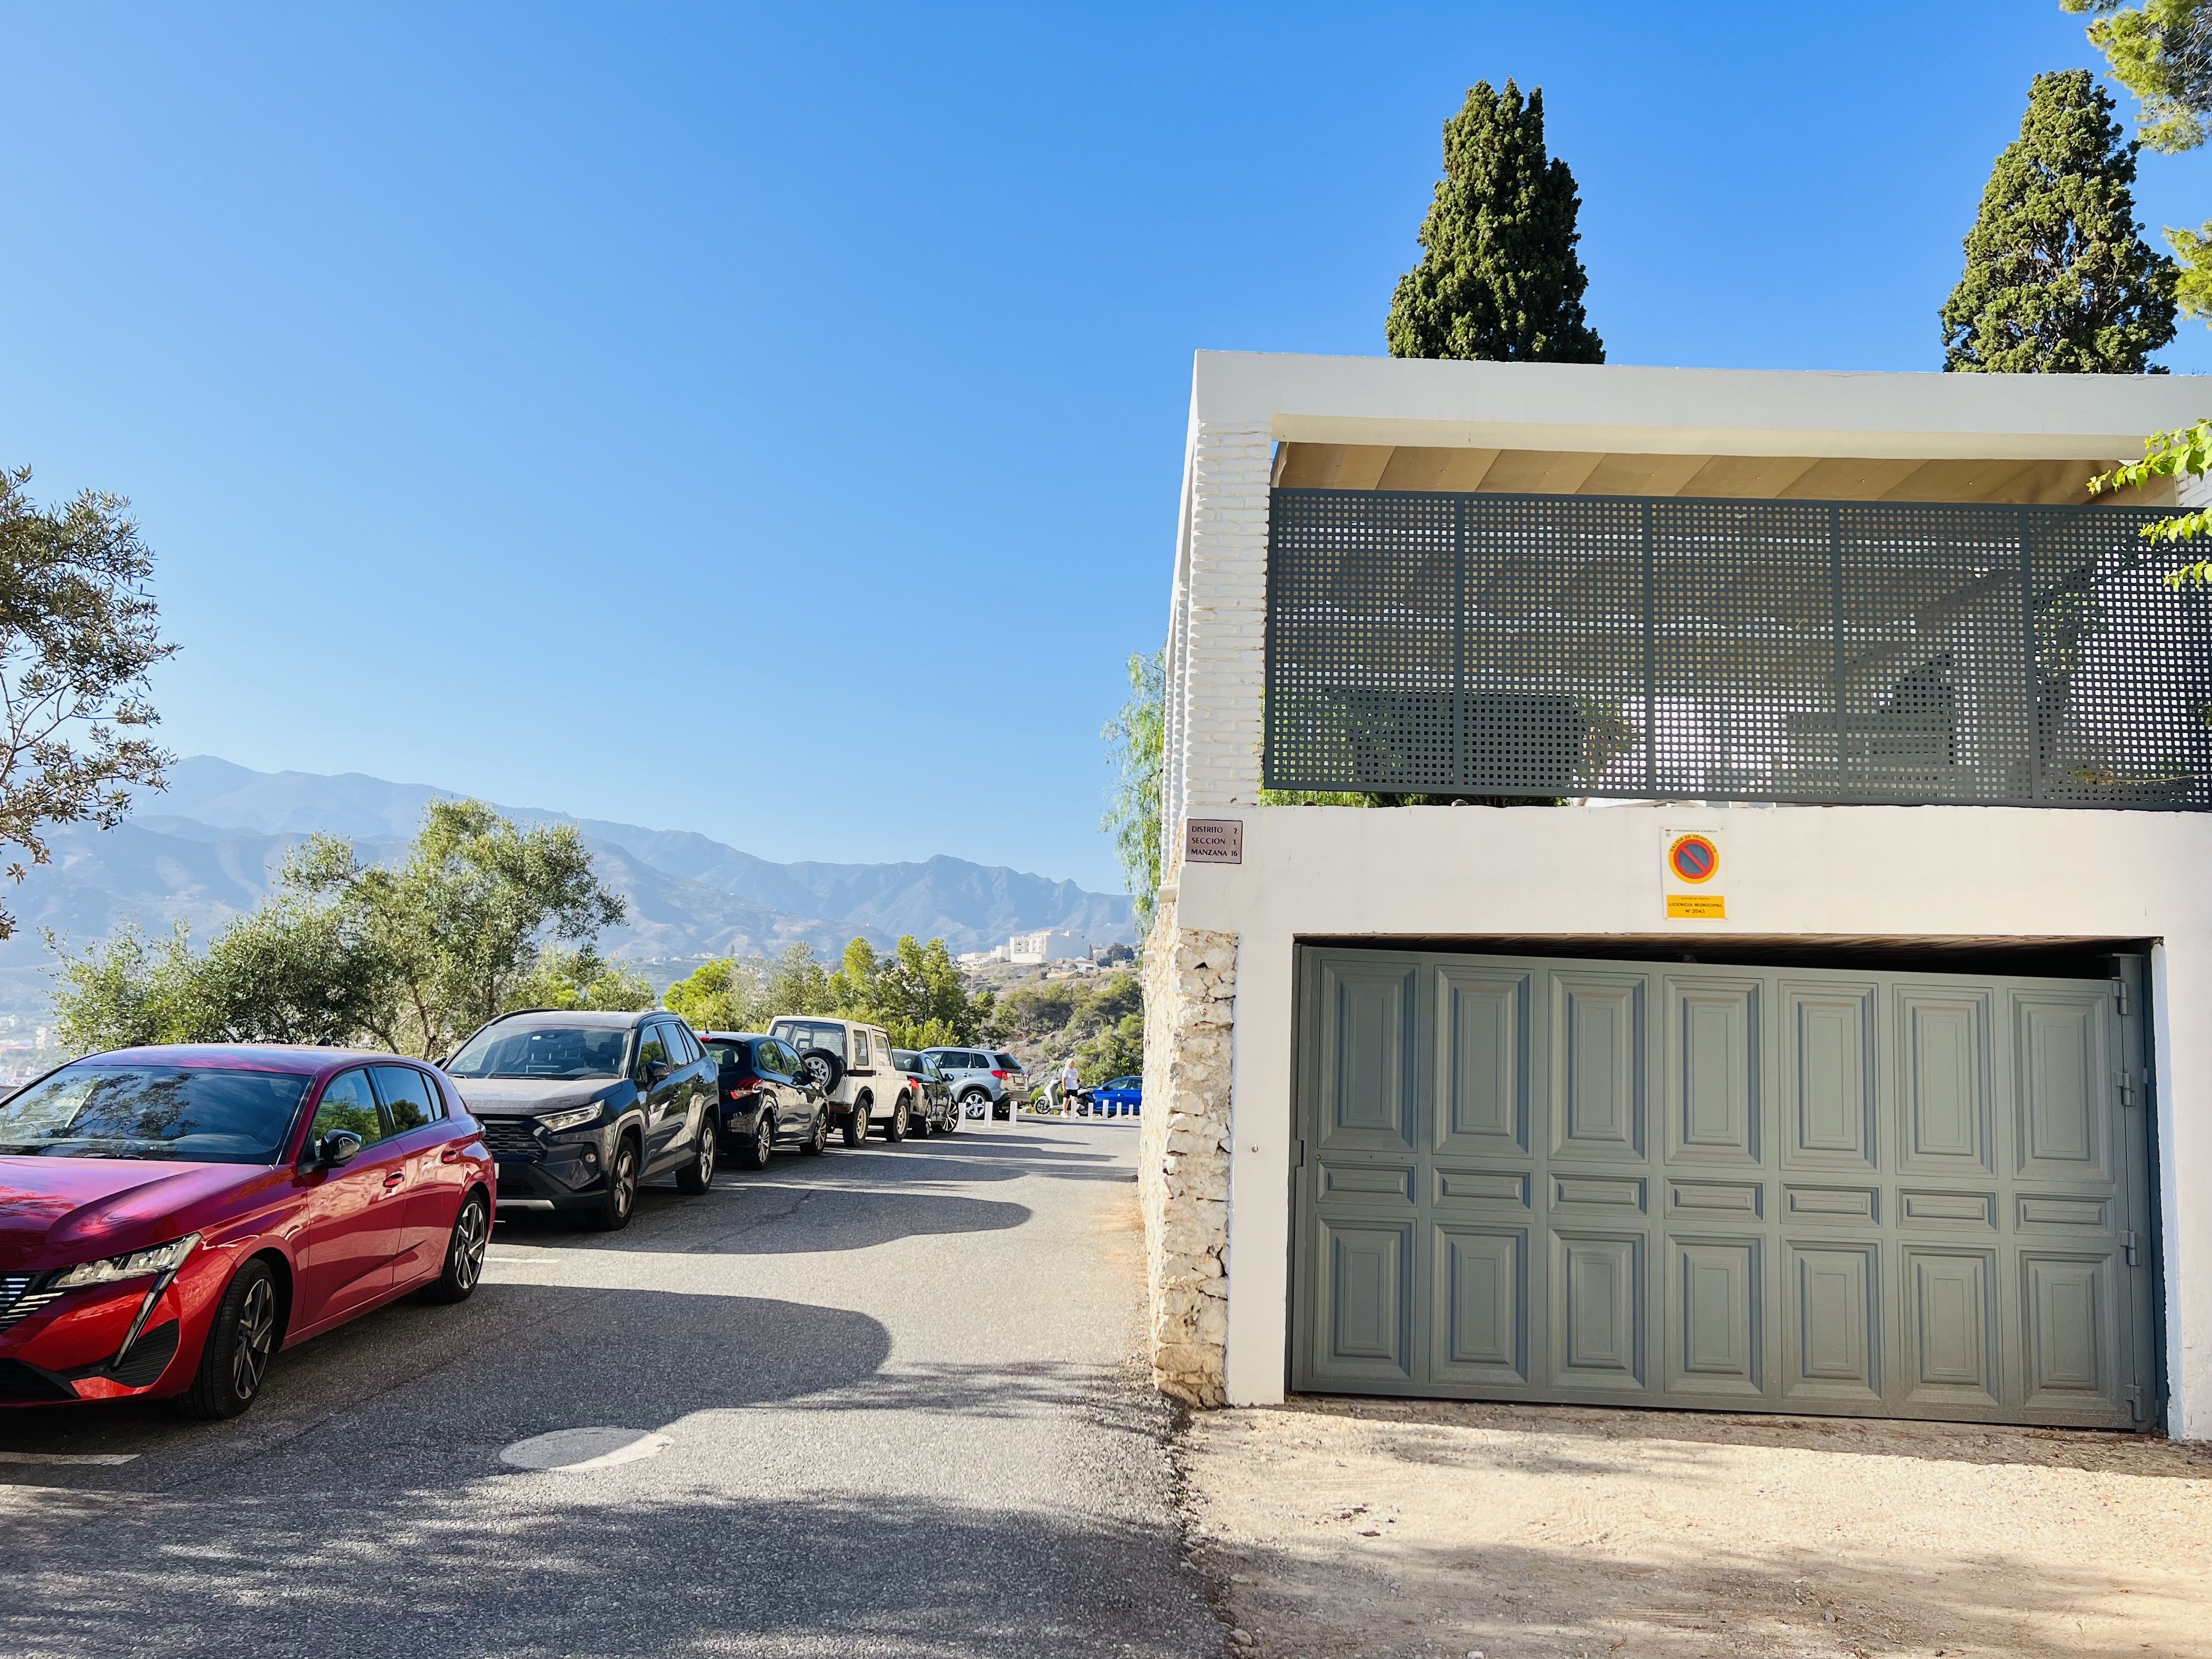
[0,757,1132,1017]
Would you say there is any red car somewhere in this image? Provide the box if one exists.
[0,1045,494,1418]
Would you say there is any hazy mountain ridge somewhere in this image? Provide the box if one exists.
[139,759,1132,946]
[0,758,1133,1018]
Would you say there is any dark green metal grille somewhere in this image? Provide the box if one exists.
[1264,489,2212,809]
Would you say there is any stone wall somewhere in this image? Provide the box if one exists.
[1138,892,1238,1407]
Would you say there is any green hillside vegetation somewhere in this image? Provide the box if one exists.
[990,970,1143,1086]
[663,934,990,1050]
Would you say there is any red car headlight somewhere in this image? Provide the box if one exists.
[54,1233,201,1290]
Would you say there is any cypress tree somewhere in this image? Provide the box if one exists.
[1387,80,1603,363]
[1940,69,2177,372]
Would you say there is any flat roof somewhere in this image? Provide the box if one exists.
[1190,351,2211,463]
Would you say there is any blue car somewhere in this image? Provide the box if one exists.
[1088,1075,1142,1117]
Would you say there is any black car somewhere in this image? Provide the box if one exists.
[890,1049,957,1136]
[699,1031,829,1167]
[444,1009,720,1230]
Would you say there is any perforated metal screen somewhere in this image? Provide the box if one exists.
[1265,489,2212,809]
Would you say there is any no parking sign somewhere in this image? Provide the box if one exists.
[1661,827,1726,919]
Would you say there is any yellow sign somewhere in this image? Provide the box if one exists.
[1661,826,1728,921]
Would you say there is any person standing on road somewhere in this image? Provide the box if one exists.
[1062,1056,1082,1115]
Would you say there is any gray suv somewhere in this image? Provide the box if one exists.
[445,1009,720,1230]
[922,1047,1029,1120]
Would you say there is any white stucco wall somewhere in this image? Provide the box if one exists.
[1173,802,2212,1438]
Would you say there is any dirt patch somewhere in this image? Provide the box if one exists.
[1178,1396,2212,1659]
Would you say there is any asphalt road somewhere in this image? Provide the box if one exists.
[0,1118,1223,1659]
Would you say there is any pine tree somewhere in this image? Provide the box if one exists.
[1941,69,2177,373]
[1386,80,1603,363]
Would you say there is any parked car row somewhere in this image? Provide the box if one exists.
[0,1006,1035,1424]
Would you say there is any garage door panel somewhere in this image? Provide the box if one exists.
[1319,961,1419,1153]
[1667,1178,1764,1220]
[2016,1193,2111,1233]
[1897,989,1995,1177]
[1436,967,1531,1156]
[1318,1161,1417,1204]
[1434,1167,1532,1211]
[1432,1226,1530,1386]
[1666,977,1761,1167]
[1550,1173,1647,1214]
[1313,1218,1416,1385]
[1550,1231,1649,1389]
[2021,1251,2121,1411]
[2013,993,2114,1186]
[1784,1184,1880,1224]
[1781,981,1878,1172]
[1898,1189,1999,1229]
[1666,1235,1764,1397]
[1784,1240,1883,1403]
[1903,1247,2002,1409]
[1551,973,1647,1161]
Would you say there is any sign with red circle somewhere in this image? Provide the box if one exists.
[1667,833,1720,884]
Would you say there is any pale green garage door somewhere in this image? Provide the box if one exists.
[1291,946,2160,1429]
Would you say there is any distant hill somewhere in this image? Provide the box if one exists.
[0,758,1132,1018]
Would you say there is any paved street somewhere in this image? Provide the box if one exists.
[0,1120,1222,1659]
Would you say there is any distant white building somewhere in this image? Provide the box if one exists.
[1007,928,1091,965]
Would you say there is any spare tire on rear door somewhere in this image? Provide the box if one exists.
[799,1048,845,1093]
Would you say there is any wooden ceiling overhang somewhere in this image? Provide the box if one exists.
[1271,442,2176,507]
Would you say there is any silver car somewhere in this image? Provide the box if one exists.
[922,1046,1029,1120]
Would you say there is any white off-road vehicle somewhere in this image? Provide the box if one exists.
[765,1016,915,1147]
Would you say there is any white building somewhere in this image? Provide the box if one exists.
[1008,928,1093,966]
[1139,349,2212,1441]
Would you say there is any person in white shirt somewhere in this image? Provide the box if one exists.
[1060,1057,1082,1115]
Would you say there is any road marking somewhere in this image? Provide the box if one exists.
[499,1427,671,1473]
[0,1452,139,1466]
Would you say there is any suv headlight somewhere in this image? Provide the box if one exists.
[55,1233,200,1289]
[538,1104,601,1134]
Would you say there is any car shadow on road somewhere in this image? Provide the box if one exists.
[0,1285,894,1476]
[503,1182,1035,1255]
[818,1137,1136,1185]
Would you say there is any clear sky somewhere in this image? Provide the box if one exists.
[4,3,2209,893]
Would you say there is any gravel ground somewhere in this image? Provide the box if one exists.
[0,1119,1222,1659]
[1178,1396,2212,1659]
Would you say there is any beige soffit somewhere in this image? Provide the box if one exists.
[1269,443,2175,507]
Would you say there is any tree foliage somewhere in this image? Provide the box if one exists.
[662,956,764,1033]
[1940,70,2177,372]
[50,800,629,1057]
[1101,648,1165,933]
[1385,80,1603,364]
[2090,416,2212,581]
[0,468,174,939]
[661,935,988,1048]
[2066,0,2212,153]
[326,800,627,1058]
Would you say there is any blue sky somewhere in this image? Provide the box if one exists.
[4,3,2209,893]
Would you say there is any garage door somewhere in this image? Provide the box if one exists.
[1290,946,2159,1427]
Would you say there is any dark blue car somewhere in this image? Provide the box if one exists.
[1088,1074,1141,1116]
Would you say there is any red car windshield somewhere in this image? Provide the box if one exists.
[0,1064,313,1163]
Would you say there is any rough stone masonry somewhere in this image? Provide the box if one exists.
[1138,893,1237,1406]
